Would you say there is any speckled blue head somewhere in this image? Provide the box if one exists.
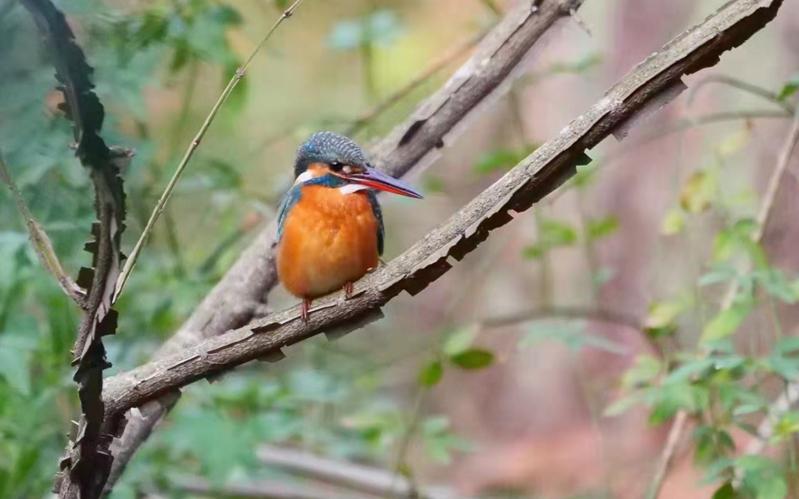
[294,131,370,178]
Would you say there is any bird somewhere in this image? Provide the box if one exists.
[276,131,423,322]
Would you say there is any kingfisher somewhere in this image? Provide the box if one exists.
[276,131,423,321]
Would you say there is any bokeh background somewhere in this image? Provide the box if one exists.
[2,0,799,497]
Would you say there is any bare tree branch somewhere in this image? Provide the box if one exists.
[20,0,129,496]
[256,445,463,499]
[102,0,785,420]
[646,411,689,499]
[102,0,586,490]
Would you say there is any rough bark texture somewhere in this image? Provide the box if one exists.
[103,0,784,419]
[20,0,128,497]
[103,0,585,490]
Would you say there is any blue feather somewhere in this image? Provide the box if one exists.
[276,183,302,241]
[366,191,384,255]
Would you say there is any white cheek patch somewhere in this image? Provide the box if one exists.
[294,170,315,185]
[339,183,370,195]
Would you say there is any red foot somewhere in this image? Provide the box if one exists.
[301,298,311,322]
[344,282,354,299]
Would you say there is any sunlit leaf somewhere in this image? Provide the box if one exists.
[443,325,477,356]
[644,300,684,337]
[716,127,751,157]
[680,170,716,214]
[701,301,752,343]
[661,207,685,235]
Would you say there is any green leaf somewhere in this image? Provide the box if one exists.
[778,74,799,101]
[736,455,787,499]
[604,394,642,417]
[771,411,799,442]
[699,264,738,287]
[586,216,619,241]
[418,360,443,387]
[712,482,737,499]
[449,348,494,370]
[643,300,684,337]
[680,170,716,214]
[753,268,799,304]
[694,425,735,464]
[649,384,709,423]
[620,355,662,389]
[701,302,752,343]
[716,127,751,158]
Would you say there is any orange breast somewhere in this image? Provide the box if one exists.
[277,185,379,299]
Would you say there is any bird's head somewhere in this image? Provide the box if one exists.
[294,131,422,198]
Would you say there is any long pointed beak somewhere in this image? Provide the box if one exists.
[349,166,423,199]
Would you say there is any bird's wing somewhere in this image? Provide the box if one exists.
[366,191,384,255]
[275,184,303,241]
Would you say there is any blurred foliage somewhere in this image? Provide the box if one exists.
[2,0,799,497]
[0,0,475,496]
[605,72,799,499]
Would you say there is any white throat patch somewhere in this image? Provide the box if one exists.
[294,170,315,185]
[338,183,370,195]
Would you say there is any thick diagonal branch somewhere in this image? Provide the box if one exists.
[103,0,585,490]
[103,0,784,418]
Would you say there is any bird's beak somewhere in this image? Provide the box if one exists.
[348,165,423,199]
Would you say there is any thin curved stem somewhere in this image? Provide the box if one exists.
[687,74,794,114]
[113,0,304,300]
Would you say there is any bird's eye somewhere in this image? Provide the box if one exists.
[329,160,343,171]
